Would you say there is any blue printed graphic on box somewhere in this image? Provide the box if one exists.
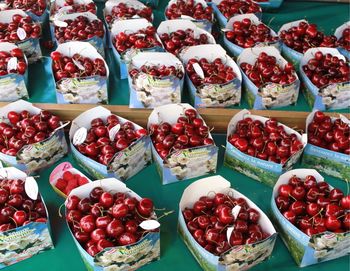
[178,176,277,271]
[224,109,305,187]
[334,22,350,60]
[66,179,160,271]
[299,47,350,111]
[237,46,300,109]
[128,52,184,108]
[271,169,350,267]
[179,44,242,108]
[69,106,152,181]
[302,111,350,182]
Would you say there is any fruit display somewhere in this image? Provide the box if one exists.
[50,0,97,16]
[65,179,160,270]
[271,169,349,267]
[2,0,47,17]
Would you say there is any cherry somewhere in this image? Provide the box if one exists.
[106,219,124,238]
[105,2,153,25]
[137,198,154,217]
[165,0,213,22]
[118,232,137,246]
[283,210,296,224]
[217,0,261,19]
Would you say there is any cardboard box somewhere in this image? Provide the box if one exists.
[164,0,213,32]
[0,100,68,174]
[0,9,42,63]
[51,41,109,104]
[0,42,29,101]
[299,47,350,111]
[127,52,184,108]
[0,167,54,269]
[66,178,160,271]
[179,44,242,107]
[222,14,281,57]
[335,21,350,59]
[237,46,300,109]
[255,0,284,9]
[271,168,350,267]
[224,109,306,187]
[69,106,152,181]
[110,18,163,79]
[301,111,350,181]
[50,0,96,17]
[178,175,277,271]
[148,103,218,185]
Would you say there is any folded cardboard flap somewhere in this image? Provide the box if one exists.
[110,18,151,36]
[0,100,40,117]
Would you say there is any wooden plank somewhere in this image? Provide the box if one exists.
[0,102,348,133]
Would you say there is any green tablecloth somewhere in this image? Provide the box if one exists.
[27,0,349,113]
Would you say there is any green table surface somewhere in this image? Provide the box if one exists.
[27,0,349,113]
[4,134,349,271]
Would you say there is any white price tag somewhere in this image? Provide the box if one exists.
[193,63,205,79]
[139,220,160,231]
[221,28,232,32]
[135,33,146,38]
[7,57,18,72]
[17,28,27,41]
[72,59,85,71]
[131,14,141,19]
[181,15,194,20]
[226,226,234,242]
[231,205,241,220]
[109,124,121,141]
[301,133,308,145]
[25,177,39,200]
[73,127,87,145]
[54,20,68,27]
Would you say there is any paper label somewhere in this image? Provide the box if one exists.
[226,226,234,242]
[139,220,160,230]
[73,127,87,145]
[54,20,68,27]
[193,63,204,79]
[109,124,121,141]
[7,57,17,72]
[231,205,241,220]
[181,15,194,20]
[17,28,27,41]
[25,177,38,200]
[72,59,85,71]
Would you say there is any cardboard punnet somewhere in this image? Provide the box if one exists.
[335,21,350,59]
[52,41,109,104]
[127,52,184,108]
[49,161,92,198]
[110,18,163,79]
[222,14,281,57]
[0,100,68,174]
[178,175,277,271]
[299,47,350,111]
[224,109,306,187]
[211,0,262,28]
[164,0,214,32]
[50,0,96,18]
[0,167,54,269]
[66,179,160,271]
[147,103,218,185]
[179,44,242,108]
[0,42,29,101]
[271,169,350,267]
[301,111,350,181]
[237,46,300,109]
[0,9,42,63]
[69,106,152,181]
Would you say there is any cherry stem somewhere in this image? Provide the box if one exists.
[157,210,174,220]
[58,203,65,218]
[308,208,324,222]
[288,193,298,202]
[9,217,17,228]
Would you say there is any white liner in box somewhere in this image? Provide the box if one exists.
[52,41,109,104]
[335,21,350,59]
[66,178,160,271]
[299,47,350,111]
[224,109,306,187]
[147,103,218,185]
[223,14,281,57]
[179,44,242,107]
[0,9,42,63]
[271,169,350,267]
[237,46,300,109]
[302,111,350,181]
[69,106,152,181]
[128,52,184,108]
[0,42,29,101]
[178,175,277,271]
[0,100,68,174]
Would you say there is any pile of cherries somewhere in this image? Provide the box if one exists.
[275,174,350,236]
[113,26,162,54]
[185,57,236,86]
[0,14,41,42]
[150,108,214,159]
[50,51,107,81]
[3,0,46,16]
[129,64,184,79]
[336,27,350,51]
[217,0,261,19]
[302,51,349,88]
[225,18,278,48]
[105,2,153,25]
[55,171,89,196]
[240,52,297,87]
[74,115,148,165]
[0,110,61,156]
[228,117,303,164]
[66,187,156,256]
[0,178,47,231]
[183,192,270,255]
[54,16,104,43]
[160,29,210,55]
[307,111,349,154]
[0,47,27,76]
[279,21,337,54]
[165,0,213,21]
[53,0,97,15]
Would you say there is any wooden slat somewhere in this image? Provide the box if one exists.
[0,102,348,133]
